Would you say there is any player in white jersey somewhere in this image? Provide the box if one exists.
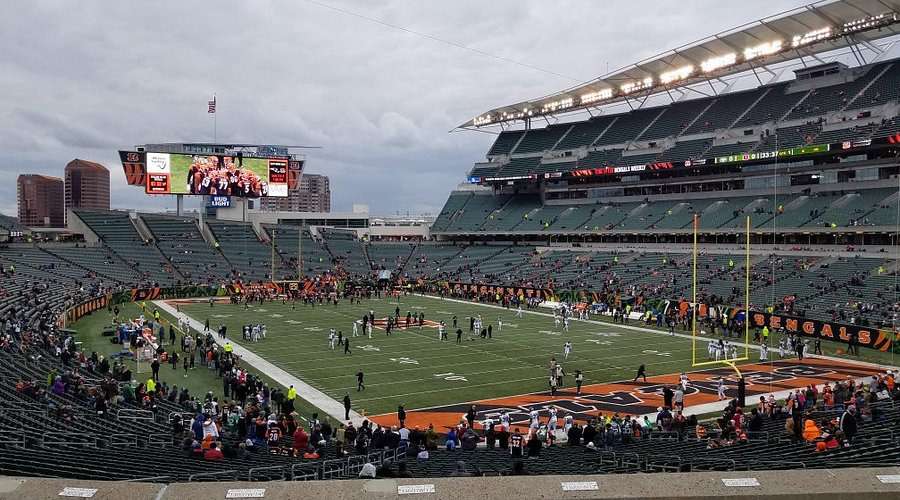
[563,341,572,360]
[437,322,445,341]
[759,342,768,361]
[707,339,716,360]
[563,317,570,332]
[329,329,336,350]
[717,378,726,400]
[547,407,558,432]
[778,338,786,358]
[497,317,502,333]
[529,409,540,430]
[554,314,561,328]
[563,413,574,434]
[516,304,523,318]
[679,371,689,391]
[500,411,510,432]
[252,324,261,342]
[367,322,372,339]
[260,324,267,339]
[352,321,358,337]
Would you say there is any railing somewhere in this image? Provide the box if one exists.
[647,431,680,441]
[248,466,286,481]
[290,463,320,481]
[689,458,736,471]
[188,470,237,482]
[108,433,139,446]
[41,432,101,448]
[117,408,155,422]
[645,454,682,472]
[124,476,173,483]
[746,460,807,470]
[321,458,347,479]
[147,433,173,446]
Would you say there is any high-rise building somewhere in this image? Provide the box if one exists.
[258,173,331,212]
[17,174,64,227]
[65,159,110,219]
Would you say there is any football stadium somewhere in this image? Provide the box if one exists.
[4,1,900,498]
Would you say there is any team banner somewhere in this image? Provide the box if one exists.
[57,293,112,327]
[445,282,553,301]
[118,150,147,186]
[724,307,893,352]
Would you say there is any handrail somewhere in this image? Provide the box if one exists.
[290,463,320,481]
[124,476,173,483]
[109,433,139,446]
[188,470,237,482]
[41,432,100,448]
[147,433,173,446]
[117,408,155,422]
[248,466,286,482]
[748,460,806,470]
[321,458,347,479]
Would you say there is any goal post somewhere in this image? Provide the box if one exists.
[691,215,752,370]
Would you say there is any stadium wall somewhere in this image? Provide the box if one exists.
[5,468,900,499]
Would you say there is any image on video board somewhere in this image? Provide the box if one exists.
[167,154,274,197]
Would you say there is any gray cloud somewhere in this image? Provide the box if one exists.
[0,0,806,217]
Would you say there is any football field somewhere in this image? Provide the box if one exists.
[173,295,738,416]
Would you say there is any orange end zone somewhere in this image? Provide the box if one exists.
[368,357,886,431]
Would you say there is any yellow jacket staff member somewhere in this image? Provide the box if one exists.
[224,342,233,354]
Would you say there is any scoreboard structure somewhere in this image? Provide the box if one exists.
[119,144,305,199]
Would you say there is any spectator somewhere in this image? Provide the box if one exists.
[839,405,858,441]
[358,462,376,478]
[203,441,224,461]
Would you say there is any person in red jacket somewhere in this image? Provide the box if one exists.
[292,427,309,457]
[204,442,224,461]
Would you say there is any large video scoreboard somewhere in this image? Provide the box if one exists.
[119,148,304,198]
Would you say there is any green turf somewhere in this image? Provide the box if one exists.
[175,295,747,417]
[70,301,330,424]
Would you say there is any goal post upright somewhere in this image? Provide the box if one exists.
[691,213,698,367]
[744,214,751,361]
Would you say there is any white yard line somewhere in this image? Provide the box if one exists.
[154,299,365,426]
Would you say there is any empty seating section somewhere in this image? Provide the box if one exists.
[553,115,616,150]
[470,164,500,178]
[621,152,660,166]
[443,195,507,232]
[432,193,474,232]
[735,84,806,127]
[206,220,287,281]
[264,225,331,275]
[487,130,525,156]
[802,189,893,227]
[319,230,369,276]
[786,67,881,120]
[847,63,899,110]
[479,196,541,232]
[515,205,568,231]
[548,205,594,230]
[0,246,104,286]
[513,124,572,154]
[660,139,711,162]
[684,88,767,134]
[497,157,541,177]
[141,215,229,282]
[595,111,661,146]
[40,245,141,284]
[703,141,758,158]
[576,149,623,168]
[761,123,822,148]
[74,210,177,285]
[367,243,415,273]
[616,201,679,230]
[813,122,879,144]
[639,98,712,139]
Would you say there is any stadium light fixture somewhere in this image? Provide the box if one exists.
[580,88,614,105]
[621,77,653,94]
[701,53,736,73]
[792,27,832,48]
[744,40,782,61]
[542,97,574,113]
[660,66,694,84]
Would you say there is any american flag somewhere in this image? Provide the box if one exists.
[208,96,216,113]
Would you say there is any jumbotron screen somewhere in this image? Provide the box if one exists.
[144,152,288,197]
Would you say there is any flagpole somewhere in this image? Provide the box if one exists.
[213,94,217,143]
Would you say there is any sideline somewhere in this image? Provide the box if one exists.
[153,299,365,426]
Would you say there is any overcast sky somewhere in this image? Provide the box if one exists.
[0,0,809,217]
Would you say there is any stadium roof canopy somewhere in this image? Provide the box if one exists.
[458,0,900,129]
